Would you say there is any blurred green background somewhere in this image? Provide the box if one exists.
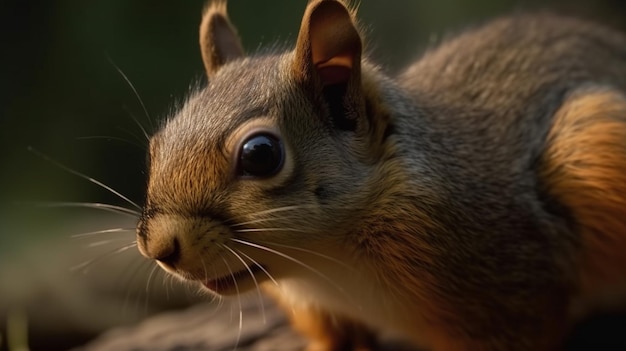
[1,0,625,350]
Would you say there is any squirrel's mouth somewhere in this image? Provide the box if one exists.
[202,264,265,294]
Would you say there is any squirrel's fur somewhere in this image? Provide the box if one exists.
[136,1,626,350]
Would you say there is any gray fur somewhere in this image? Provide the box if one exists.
[138,5,626,350]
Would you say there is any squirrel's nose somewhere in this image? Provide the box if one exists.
[148,237,181,266]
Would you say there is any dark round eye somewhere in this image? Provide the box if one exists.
[238,132,284,178]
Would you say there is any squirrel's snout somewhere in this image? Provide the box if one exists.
[148,236,181,266]
[137,222,181,266]
[137,225,182,267]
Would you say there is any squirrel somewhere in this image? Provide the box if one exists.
[135,0,626,350]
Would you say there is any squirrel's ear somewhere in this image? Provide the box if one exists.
[199,1,244,78]
[293,0,362,86]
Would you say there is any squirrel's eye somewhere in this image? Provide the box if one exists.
[238,133,284,178]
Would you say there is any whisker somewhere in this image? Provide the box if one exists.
[144,264,160,314]
[230,238,349,300]
[161,272,172,301]
[216,294,225,311]
[219,254,243,351]
[76,135,144,150]
[117,123,148,148]
[230,215,303,228]
[256,240,356,273]
[200,257,224,307]
[85,238,135,248]
[70,241,137,274]
[107,58,153,138]
[235,228,307,233]
[243,204,318,218]
[122,259,153,318]
[221,244,266,324]
[235,249,279,287]
[28,201,140,217]
[200,256,210,284]
[144,263,160,295]
[71,227,135,239]
[157,268,169,305]
[27,147,142,210]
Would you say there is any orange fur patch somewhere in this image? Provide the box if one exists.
[264,285,377,351]
[541,88,626,297]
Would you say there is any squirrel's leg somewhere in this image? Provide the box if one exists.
[287,303,378,351]
[264,286,378,351]
[541,87,626,311]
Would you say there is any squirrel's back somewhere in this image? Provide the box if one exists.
[392,12,626,337]
[399,14,626,182]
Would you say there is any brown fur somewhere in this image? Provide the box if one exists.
[137,1,626,350]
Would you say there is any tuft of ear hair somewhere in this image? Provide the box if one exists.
[199,0,244,78]
[293,0,362,87]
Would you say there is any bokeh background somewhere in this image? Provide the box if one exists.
[1,0,626,350]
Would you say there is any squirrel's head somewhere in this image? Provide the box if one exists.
[137,0,393,295]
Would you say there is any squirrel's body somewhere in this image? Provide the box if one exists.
[137,2,626,350]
